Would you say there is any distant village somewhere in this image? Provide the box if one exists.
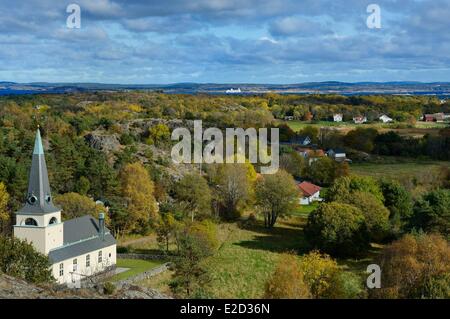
[284,111,450,124]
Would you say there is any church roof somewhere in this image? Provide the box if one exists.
[48,215,116,264]
[17,129,60,215]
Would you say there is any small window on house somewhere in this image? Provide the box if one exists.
[109,253,111,258]
[86,254,90,267]
[24,218,38,226]
[59,263,64,277]
[73,258,77,272]
[98,251,103,263]
[49,217,57,225]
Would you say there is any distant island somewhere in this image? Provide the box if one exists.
[1,81,450,96]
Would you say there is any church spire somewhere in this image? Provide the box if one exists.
[17,128,59,215]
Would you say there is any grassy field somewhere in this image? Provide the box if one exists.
[140,214,374,298]
[110,258,165,282]
[351,160,450,181]
[292,203,319,217]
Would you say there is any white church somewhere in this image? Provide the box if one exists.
[14,129,117,285]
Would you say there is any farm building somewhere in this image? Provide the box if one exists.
[326,148,348,162]
[424,113,445,122]
[379,114,393,123]
[353,116,367,124]
[298,181,322,205]
[333,114,343,122]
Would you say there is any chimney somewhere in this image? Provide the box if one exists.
[99,213,105,241]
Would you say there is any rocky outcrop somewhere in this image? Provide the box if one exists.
[119,118,193,135]
[84,131,121,153]
[116,284,171,299]
[0,273,169,299]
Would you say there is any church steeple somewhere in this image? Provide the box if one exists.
[17,128,59,215]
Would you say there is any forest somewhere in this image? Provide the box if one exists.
[0,92,449,299]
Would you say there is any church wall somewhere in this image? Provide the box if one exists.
[51,244,117,285]
[14,211,63,254]
[45,223,64,253]
[13,226,46,254]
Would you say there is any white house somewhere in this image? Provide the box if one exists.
[379,114,393,123]
[353,116,367,124]
[298,181,322,205]
[333,114,343,122]
[14,129,116,286]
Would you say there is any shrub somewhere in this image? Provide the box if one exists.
[264,253,310,299]
[103,282,116,295]
[299,251,362,299]
[0,235,53,283]
[116,246,129,254]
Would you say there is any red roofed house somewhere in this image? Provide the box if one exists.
[298,181,322,205]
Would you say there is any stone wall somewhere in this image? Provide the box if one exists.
[117,253,171,261]
[114,262,171,290]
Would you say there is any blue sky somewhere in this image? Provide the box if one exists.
[1,0,450,84]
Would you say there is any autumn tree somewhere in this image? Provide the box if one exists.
[212,163,256,220]
[174,173,212,222]
[305,202,370,256]
[0,182,10,234]
[264,253,310,299]
[146,123,170,146]
[303,112,313,122]
[119,162,158,234]
[54,192,109,224]
[371,233,450,299]
[256,170,299,228]
[300,251,344,299]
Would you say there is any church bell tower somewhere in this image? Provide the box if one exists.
[14,128,63,254]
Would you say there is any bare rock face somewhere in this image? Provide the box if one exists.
[120,118,194,135]
[0,274,169,299]
[116,284,171,299]
[84,131,122,153]
[0,274,47,299]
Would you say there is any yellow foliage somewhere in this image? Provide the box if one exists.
[265,253,311,299]
[300,251,341,299]
[120,162,158,233]
[127,104,143,113]
[0,182,10,224]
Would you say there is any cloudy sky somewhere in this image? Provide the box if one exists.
[1,0,449,84]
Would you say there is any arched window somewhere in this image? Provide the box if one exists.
[24,218,38,226]
[49,217,58,225]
